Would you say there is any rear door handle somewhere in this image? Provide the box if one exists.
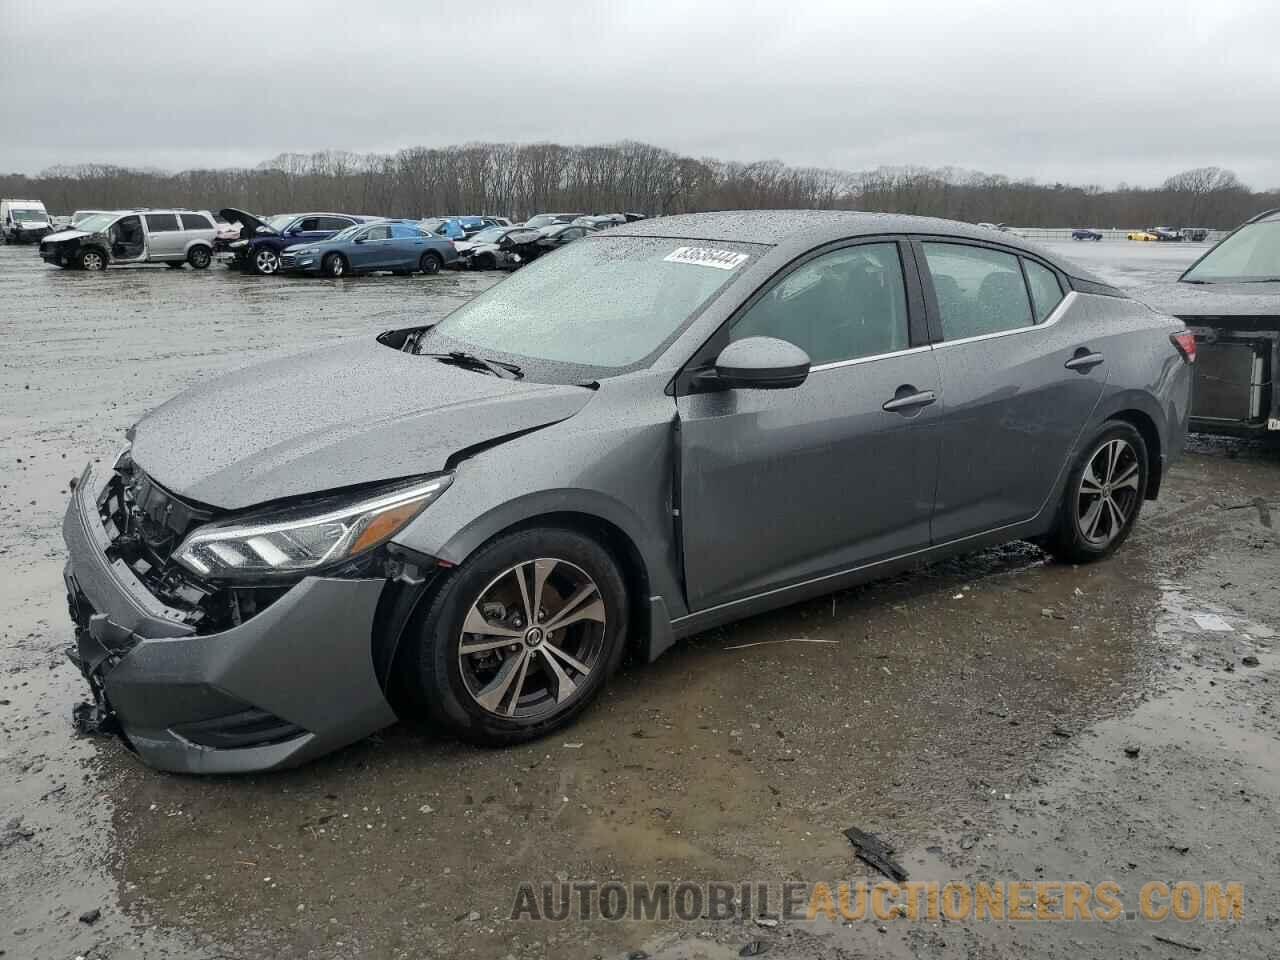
[882,388,937,413]
[1065,350,1104,372]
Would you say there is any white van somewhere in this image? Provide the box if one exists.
[38,209,220,270]
[1,199,53,243]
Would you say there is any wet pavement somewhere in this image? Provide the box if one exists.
[1,240,1277,959]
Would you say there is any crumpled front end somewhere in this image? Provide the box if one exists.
[62,457,401,774]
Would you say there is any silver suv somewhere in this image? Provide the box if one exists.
[38,209,220,270]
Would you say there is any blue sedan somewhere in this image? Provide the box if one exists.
[281,220,459,277]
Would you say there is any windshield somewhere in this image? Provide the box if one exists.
[430,236,760,373]
[74,213,117,233]
[1183,221,1280,282]
[11,208,47,222]
[469,227,506,243]
[265,214,294,232]
[523,215,561,229]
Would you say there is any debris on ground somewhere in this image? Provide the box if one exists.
[1191,612,1233,632]
[77,908,101,925]
[740,941,771,956]
[1124,746,1141,758]
[723,638,839,651]
[843,826,909,882]
[1242,655,1260,667]
[754,917,778,928]
[0,816,36,850]
[1153,933,1203,952]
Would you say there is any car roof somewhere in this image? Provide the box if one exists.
[607,209,1105,284]
[609,210,1043,247]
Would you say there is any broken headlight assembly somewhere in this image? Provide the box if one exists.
[173,474,452,581]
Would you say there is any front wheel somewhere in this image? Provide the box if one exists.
[419,252,442,275]
[322,253,347,278]
[187,245,212,269]
[1046,422,1148,563]
[400,528,629,746]
[251,247,280,275]
[77,247,107,271]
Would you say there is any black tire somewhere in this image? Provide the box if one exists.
[76,247,108,271]
[419,252,442,275]
[1046,421,1148,563]
[250,247,280,275]
[187,245,212,269]
[400,527,629,746]
[322,253,347,278]
[166,261,185,269]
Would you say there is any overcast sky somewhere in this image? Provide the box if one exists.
[2,0,1277,188]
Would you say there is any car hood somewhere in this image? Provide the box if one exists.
[42,229,91,243]
[1137,280,1280,319]
[129,337,595,509]
[219,207,276,236]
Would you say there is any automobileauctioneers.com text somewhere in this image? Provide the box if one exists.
[511,880,1244,923]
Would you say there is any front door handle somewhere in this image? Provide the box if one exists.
[882,388,937,413]
[1065,349,1105,372]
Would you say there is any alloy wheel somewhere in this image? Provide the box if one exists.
[457,558,607,719]
[1076,438,1140,547]
[255,249,279,274]
[82,251,104,271]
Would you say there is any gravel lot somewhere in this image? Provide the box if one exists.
[1,240,1277,960]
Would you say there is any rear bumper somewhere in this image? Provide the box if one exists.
[63,466,398,774]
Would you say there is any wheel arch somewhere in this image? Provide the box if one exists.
[1098,402,1163,499]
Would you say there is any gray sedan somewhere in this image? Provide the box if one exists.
[62,211,1193,773]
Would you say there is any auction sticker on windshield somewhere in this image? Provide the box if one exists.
[663,246,750,270]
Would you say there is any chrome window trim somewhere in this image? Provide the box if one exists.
[808,343,933,373]
[932,290,1078,350]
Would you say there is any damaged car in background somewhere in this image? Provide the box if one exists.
[1143,207,1280,438]
[455,225,545,270]
[39,210,219,270]
[220,208,372,275]
[63,211,1192,774]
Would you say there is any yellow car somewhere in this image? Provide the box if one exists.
[1127,230,1158,241]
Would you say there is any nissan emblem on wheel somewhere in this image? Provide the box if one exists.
[59,212,1193,774]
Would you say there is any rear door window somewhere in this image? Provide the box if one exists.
[391,223,423,239]
[922,243,1033,340]
[180,213,212,231]
[318,216,353,231]
[1023,260,1064,323]
[144,213,180,232]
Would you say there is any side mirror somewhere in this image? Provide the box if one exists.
[713,337,810,390]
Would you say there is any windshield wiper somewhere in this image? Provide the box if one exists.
[424,351,523,379]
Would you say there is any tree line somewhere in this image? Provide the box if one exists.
[2,141,1274,229]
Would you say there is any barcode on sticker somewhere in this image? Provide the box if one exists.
[663,246,749,270]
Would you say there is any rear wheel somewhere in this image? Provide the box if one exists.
[419,252,442,275]
[400,527,628,746]
[187,245,212,269]
[322,253,347,278]
[251,248,280,275]
[1046,422,1148,562]
[77,248,107,271]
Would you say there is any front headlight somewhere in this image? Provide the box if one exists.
[174,474,451,580]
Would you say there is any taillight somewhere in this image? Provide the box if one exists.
[1170,331,1197,363]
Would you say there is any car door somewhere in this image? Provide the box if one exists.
[390,223,426,268]
[350,224,391,270]
[915,239,1108,542]
[677,239,941,610]
[142,213,183,259]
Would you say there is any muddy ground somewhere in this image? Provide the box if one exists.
[1,240,1276,960]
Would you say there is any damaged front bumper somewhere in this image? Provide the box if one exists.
[1187,324,1280,437]
[62,465,399,774]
